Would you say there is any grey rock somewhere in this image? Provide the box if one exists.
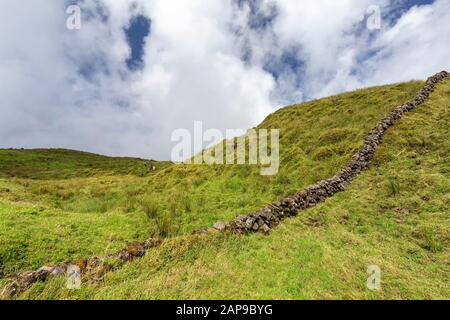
[51,266,65,277]
[213,222,226,231]
[262,224,271,234]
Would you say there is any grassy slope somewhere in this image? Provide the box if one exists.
[1,79,449,299]
[0,82,422,275]
[0,150,171,273]
[0,148,170,180]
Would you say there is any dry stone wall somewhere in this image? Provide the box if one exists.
[223,71,449,234]
[1,238,163,298]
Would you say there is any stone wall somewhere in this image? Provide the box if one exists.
[224,71,449,234]
[1,239,163,298]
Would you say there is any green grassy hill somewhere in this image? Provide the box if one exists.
[0,148,171,179]
[1,77,449,299]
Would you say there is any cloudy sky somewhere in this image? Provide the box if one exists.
[0,0,449,159]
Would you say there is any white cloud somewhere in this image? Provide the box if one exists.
[0,0,449,159]
[362,0,450,85]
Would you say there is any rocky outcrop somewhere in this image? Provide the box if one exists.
[224,70,449,234]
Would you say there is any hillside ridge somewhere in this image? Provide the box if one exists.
[224,71,449,234]
[1,71,448,298]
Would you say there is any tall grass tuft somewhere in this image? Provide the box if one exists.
[138,196,159,220]
[155,213,174,238]
[423,230,442,253]
[387,177,401,197]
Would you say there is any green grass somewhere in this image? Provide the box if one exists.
[1,79,449,299]
[0,148,172,180]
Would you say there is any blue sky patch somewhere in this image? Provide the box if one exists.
[124,15,151,71]
[384,0,435,25]
[264,47,304,82]
[236,0,278,31]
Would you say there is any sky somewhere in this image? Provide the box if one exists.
[0,0,449,160]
